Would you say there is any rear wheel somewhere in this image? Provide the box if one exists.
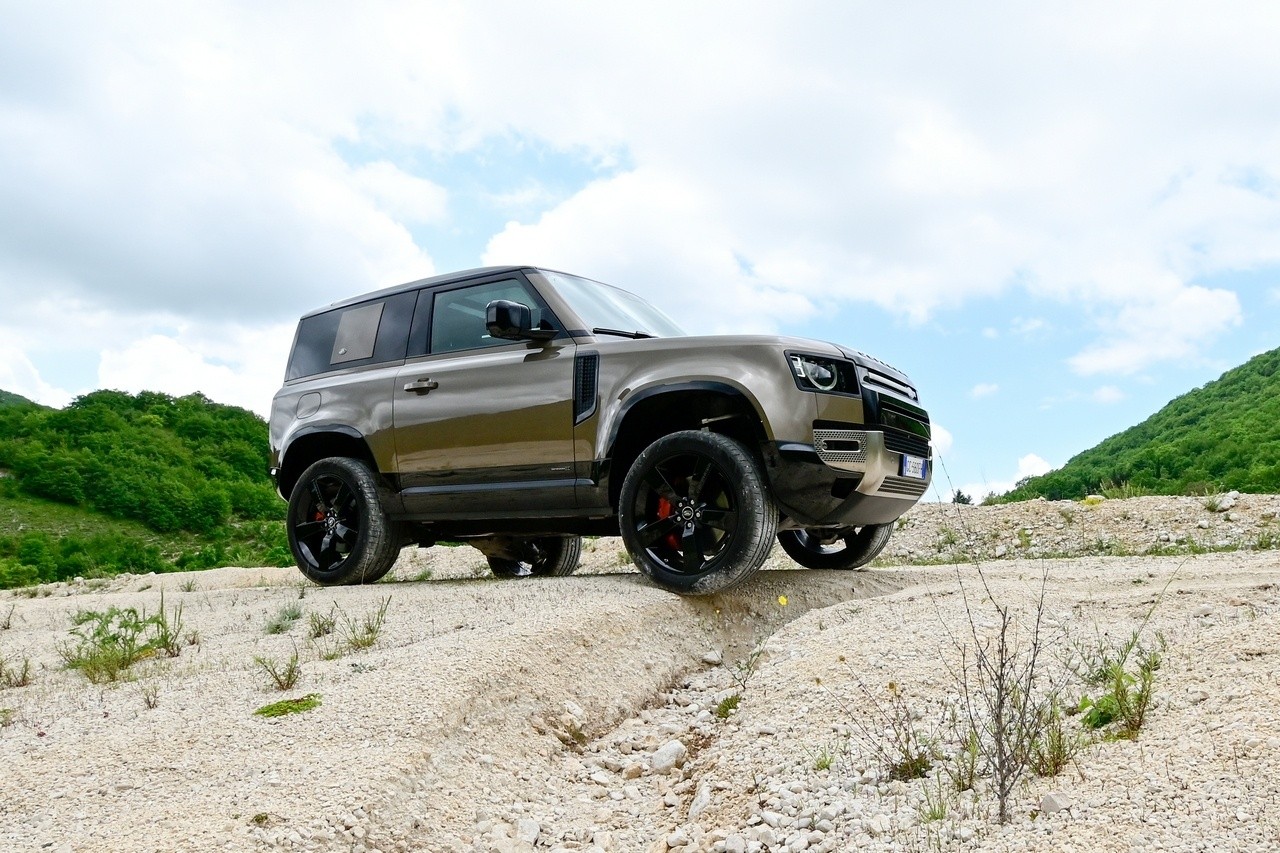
[487,536,583,578]
[287,457,403,585]
[777,524,892,570]
[619,430,777,595]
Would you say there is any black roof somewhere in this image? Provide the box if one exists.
[299,266,532,318]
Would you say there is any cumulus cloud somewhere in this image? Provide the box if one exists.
[97,326,291,416]
[468,3,1280,359]
[0,346,74,409]
[484,170,818,332]
[3,1,1280,419]
[0,4,436,329]
[970,383,999,399]
[1068,284,1242,375]
[954,453,1054,502]
[352,162,448,225]
[931,424,954,458]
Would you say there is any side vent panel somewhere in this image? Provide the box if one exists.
[573,352,599,425]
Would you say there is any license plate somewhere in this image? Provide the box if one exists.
[900,454,927,480]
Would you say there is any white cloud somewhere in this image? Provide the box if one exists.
[970,383,999,399]
[484,170,817,332]
[1011,317,1046,337]
[1092,385,1125,404]
[931,424,954,458]
[2,2,1280,416]
[463,4,1280,362]
[0,5,436,328]
[353,162,448,225]
[0,346,74,408]
[955,453,1055,502]
[1018,454,1053,479]
[97,326,291,416]
[1068,284,1242,375]
[982,327,998,339]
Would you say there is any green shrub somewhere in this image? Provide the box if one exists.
[59,607,161,683]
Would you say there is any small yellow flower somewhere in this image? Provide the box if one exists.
[778,594,788,606]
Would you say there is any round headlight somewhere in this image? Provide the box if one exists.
[803,359,838,391]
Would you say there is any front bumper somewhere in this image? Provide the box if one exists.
[765,429,931,527]
[812,427,931,500]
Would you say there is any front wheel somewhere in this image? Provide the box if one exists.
[619,430,778,595]
[287,457,403,585]
[487,536,583,578]
[777,524,892,570]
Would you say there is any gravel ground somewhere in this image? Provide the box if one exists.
[1,495,1278,852]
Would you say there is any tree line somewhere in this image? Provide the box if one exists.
[994,346,1280,502]
[0,390,290,586]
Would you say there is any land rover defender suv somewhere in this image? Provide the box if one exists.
[269,266,932,595]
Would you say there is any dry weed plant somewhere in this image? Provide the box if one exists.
[817,670,938,782]
[917,459,1174,824]
[0,654,33,688]
[255,644,302,691]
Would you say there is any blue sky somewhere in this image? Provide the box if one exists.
[2,2,1279,501]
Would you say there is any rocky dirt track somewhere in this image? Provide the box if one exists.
[2,494,1279,852]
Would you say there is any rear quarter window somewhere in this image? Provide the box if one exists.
[286,291,416,381]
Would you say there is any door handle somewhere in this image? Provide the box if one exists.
[403,378,439,393]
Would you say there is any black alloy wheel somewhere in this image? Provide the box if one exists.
[287,457,402,585]
[488,536,583,578]
[619,430,777,595]
[777,523,893,570]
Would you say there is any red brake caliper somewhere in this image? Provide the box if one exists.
[656,496,681,550]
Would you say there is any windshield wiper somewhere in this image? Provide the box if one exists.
[592,327,654,340]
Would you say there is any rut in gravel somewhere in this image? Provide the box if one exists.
[353,569,907,851]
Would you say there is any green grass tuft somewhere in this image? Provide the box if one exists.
[254,693,321,718]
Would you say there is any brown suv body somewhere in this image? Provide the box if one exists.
[270,266,931,593]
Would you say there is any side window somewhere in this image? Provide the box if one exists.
[429,278,547,354]
[286,291,415,380]
[330,302,383,364]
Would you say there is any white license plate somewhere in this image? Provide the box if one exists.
[900,454,927,480]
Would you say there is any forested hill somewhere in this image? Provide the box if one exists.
[997,346,1280,502]
[0,389,38,408]
[0,389,289,587]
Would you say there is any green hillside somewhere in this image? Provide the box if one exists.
[0,389,291,588]
[0,389,38,408]
[997,346,1280,502]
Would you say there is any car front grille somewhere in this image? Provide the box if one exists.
[861,367,918,401]
[883,429,931,459]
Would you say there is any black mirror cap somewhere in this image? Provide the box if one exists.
[485,300,557,341]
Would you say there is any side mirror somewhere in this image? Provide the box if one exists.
[485,300,557,342]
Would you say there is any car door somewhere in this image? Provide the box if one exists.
[392,274,579,517]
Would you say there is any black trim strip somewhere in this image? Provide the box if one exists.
[401,478,593,497]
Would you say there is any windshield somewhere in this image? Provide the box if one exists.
[539,270,686,338]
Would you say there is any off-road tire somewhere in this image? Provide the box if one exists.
[619,430,778,595]
[287,457,403,585]
[488,536,583,578]
[777,524,892,570]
